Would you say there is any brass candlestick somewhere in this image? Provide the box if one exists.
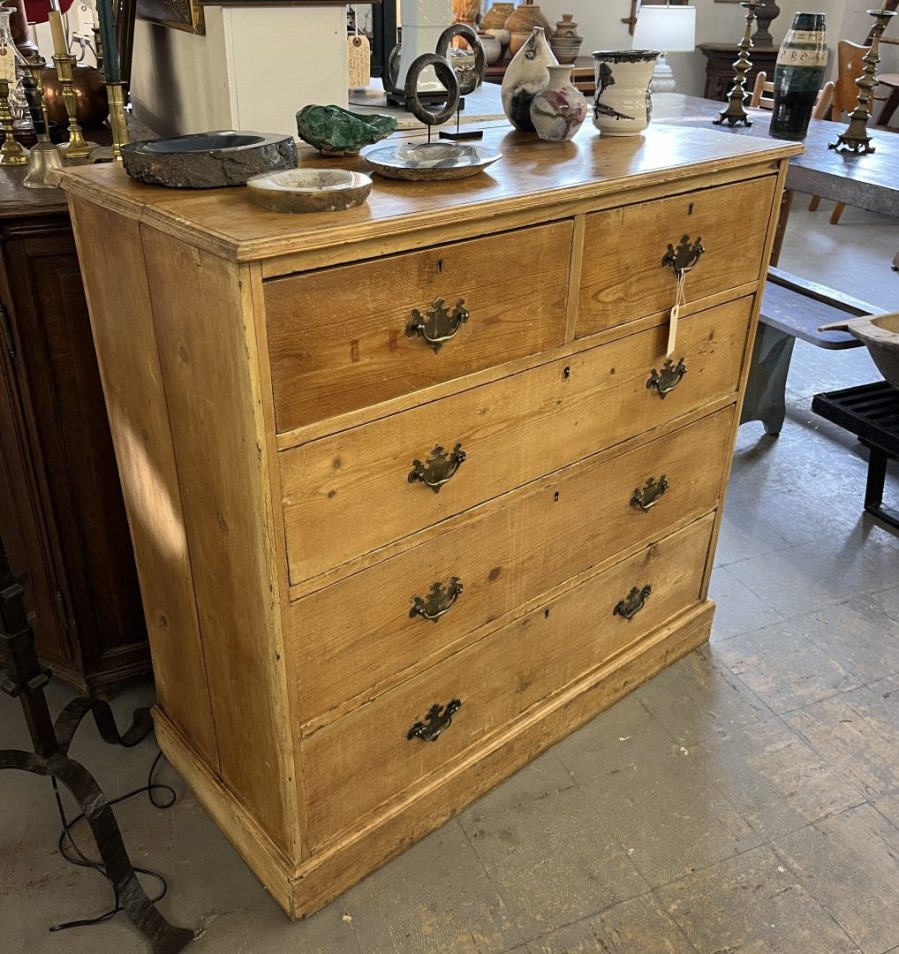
[715,1,760,128]
[830,9,897,154]
[105,81,129,161]
[52,52,97,162]
[0,79,29,166]
[23,60,64,188]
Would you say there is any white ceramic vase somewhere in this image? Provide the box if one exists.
[592,50,660,136]
[530,64,587,142]
[501,26,558,133]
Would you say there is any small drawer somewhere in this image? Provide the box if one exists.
[280,295,753,584]
[265,222,572,432]
[577,176,777,337]
[300,513,716,850]
[289,407,735,725]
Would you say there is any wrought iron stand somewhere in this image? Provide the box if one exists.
[0,539,195,954]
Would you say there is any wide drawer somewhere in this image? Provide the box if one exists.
[577,176,776,337]
[301,513,716,850]
[265,222,572,432]
[281,295,753,584]
[290,406,735,725]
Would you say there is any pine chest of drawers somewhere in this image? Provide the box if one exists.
[59,123,800,917]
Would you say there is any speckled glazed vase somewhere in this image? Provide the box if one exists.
[501,26,558,132]
[530,64,587,141]
[592,50,660,136]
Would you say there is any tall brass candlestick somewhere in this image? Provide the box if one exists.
[0,79,29,166]
[830,8,896,154]
[52,52,97,161]
[105,81,129,161]
[715,1,760,128]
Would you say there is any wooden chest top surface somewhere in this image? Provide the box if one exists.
[57,122,801,262]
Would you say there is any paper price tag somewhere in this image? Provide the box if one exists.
[667,271,687,357]
[0,46,16,85]
[347,34,371,89]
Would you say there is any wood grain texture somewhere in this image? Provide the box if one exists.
[138,226,296,854]
[289,407,735,728]
[578,176,777,337]
[266,222,572,430]
[67,199,218,764]
[55,122,802,263]
[302,513,716,850]
[280,296,754,585]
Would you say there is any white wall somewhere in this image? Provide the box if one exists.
[130,5,348,138]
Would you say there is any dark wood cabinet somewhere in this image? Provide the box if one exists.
[699,43,779,101]
[0,169,149,694]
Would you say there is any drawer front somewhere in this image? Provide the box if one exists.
[265,222,572,431]
[281,295,752,584]
[302,513,716,849]
[290,407,735,725]
[577,176,776,338]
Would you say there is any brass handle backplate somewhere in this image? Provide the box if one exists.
[406,296,469,353]
[631,475,669,512]
[646,358,687,398]
[410,577,463,622]
[407,699,462,742]
[409,443,466,493]
[662,235,705,276]
[614,584,652,621]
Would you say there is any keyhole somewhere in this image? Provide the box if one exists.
[688,203,695,215]
[562,366,571,379]
[436,259,444,273]
[553,491,560,502]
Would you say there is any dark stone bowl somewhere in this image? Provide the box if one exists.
[121,131,298,189]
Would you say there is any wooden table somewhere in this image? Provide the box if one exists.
[653,93,899,219]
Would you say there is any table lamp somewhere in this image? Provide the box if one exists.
[633,2,697,93]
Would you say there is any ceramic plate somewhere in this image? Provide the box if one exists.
[360,142,501,181]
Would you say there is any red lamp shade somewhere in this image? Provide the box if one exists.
[24,0,77,24]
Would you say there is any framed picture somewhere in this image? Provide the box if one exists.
[137,0,205,34]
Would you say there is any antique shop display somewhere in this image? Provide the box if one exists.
[501,26,557,132]
[247,169,373,214]
[48,0,98,160]
[549,14,583,65]
[296,105,397,157]
[768,13,827,141]
[0,171,149,694]
[361,140,500,179]
[530,63,587,141]
[22,63,63,187]
[506,0,553,56]
[120,132,298,188]
[830,5,897,154]
[715,1,760,128]
[59,119,800,918]
[592,50,660,136]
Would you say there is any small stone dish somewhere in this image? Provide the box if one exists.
[246,168,373,214]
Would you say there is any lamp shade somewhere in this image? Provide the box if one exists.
[633,6,697,53]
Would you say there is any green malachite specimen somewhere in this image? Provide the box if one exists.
[296,105,397,156]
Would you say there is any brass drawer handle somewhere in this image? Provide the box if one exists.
[406,297,469,353]
[409,443,466,493]
[407,699,462,742]
[614,584,652,621]
[631,475,669,512]
[410,577,463,623]
[646,358,687,399]
[662,235,705,276]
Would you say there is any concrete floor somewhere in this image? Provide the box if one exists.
[1,200,898,954]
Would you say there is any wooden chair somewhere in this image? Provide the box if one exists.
[751,71,834,117]
[809,40,899,223]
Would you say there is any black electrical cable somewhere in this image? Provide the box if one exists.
[48,750,177,932]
